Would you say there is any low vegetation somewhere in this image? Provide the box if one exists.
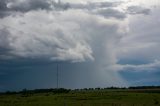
[0,86,160,106]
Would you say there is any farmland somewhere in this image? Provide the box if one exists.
[0,88,160,106]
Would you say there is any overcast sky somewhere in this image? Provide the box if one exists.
[0,0,160,91]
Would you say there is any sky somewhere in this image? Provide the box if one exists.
[0,0,160,92]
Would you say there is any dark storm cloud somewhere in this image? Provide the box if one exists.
[70,1,122,10]
[98,1,122,8]
[0,0,8,10]
[0,0,55,18]
[0,0,10,18]
[7,0,51,12]
[95,9,126,19]
[7,0,121,11]
[0,0,123,18]
[127,6,151,15]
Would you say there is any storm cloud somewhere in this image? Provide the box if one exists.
[95,8,126,19]
[0,0,160,91]
[127,6,151,15]
[0,8,126,63]
[7,0,51,11]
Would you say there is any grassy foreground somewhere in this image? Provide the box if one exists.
[0,89,160,106]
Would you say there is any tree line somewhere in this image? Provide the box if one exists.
[1,86,160,95]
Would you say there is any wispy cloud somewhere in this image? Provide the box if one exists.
[113,60,160,72]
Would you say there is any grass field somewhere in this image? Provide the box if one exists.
[0,89,160,106]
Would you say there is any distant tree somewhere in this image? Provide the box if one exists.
[95,87,101,90]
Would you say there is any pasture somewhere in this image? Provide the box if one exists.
[0,89,160,106]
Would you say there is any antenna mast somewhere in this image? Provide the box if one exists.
[56,63,59,89]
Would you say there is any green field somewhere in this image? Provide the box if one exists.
[0,89,160,106]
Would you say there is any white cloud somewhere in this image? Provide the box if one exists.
[108,7,160,73]
[113,60,160,72]
[0,10,93,62]
[0,9,126,63]
[116,7,160,61]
